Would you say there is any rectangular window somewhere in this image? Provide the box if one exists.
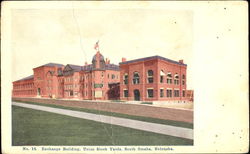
[148,77,153,83]
[182,90,185,97]
[160,76,164,83]
[160,89,164,97]
[147,89,154,98]
[124,75,128,84]
[174,80,179,85]
[174,90,179,97]
[182,80,185,85]
[112,74,115,79]
[133,78,140,84]
[167,89,172,97]
[124,90,128,97]
[167,78,172,84]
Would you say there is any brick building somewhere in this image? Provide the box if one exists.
[12,49,193,102]
[12,50,120,100]
[119,56,189,102]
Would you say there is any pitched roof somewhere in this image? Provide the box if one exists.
[119,55,187,66]
[35,63,64,68]
[82,64,93,71]
[80,63,120,71]
[105,64,120,71]
[68,64,82,72]
[14,75,34,82]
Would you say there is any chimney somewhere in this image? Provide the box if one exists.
[179,59,184,64]
[105,58,108,64]
[107,60,110,64]
[122,57,127,62]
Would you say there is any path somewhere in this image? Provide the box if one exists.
[12,102,193,140]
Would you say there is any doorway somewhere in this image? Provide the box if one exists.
[134,89,140,101]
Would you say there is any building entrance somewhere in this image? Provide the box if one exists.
[134,89,140,101]
[37,88,41,96]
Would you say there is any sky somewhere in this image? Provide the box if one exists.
[11,8,193,89]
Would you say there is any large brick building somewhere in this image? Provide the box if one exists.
[12,49,193,102]
[12,50,120,100]
[119,56,188,102]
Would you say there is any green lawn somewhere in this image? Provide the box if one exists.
[12,106,193,146]
[13,100,193,129]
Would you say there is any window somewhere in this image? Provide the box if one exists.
[167,73,172,84]
[174,74,179,85]
[147,70,154,83]
[174,90,179,97]
[182,74,185,85]
[167,89,172,97]
[160,70,165,83]
[160,76,164,83]
[147,89,154,98]
[124,90,128,97]
[160,89,164,97]
[182,90,185,97]
[124,74,128,84]
[112,74,115,79]
[107,74,109,79]
[70,90,73,96]
[133,72,140,84]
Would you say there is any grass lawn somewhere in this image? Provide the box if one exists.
[14,100,193,129]
[12,106,193,146]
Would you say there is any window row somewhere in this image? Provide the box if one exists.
[64,84,79,90]
[123,71,186,85]
[13,90,35,95]
[13,83,34,89]
[123,89,185,98]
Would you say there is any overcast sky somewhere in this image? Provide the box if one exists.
[11,8,193,88]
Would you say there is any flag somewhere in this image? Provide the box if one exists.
[94,40,99,50]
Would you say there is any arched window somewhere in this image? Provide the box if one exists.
[167,72,172,84]
[174,74,179,85]
[124,73,128,84]
[147,70,154,83]
[133,72,140,84]
[160,70,165,83]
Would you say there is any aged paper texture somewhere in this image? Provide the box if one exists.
[1,1,248,153]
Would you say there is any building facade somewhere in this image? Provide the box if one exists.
[12,51,120,100]
[119,56,189,102]
[12,51,193,102]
